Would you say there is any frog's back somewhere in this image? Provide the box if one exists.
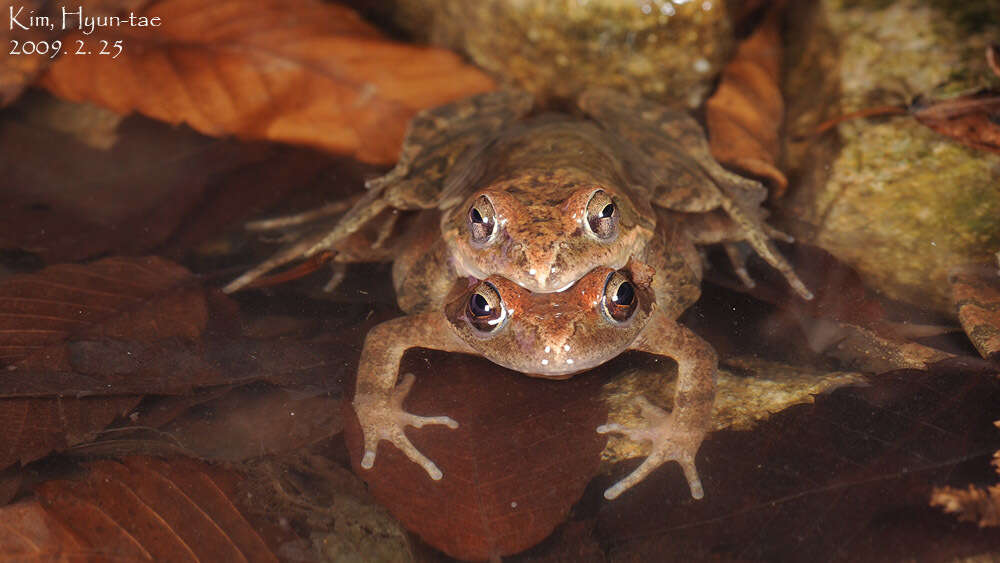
[442,116,643,208]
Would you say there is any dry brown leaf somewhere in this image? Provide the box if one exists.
[950,265,1000,360]
[931,421,1000,528]
[0,99,362,264]
[706,1,788,196]
[0,256,203,468]
[1,1,152,107]
[0,0,51,106]
[40,0,496,163]
[344,350,607,561]
[911,90,1000,156]
[0,456,281,561]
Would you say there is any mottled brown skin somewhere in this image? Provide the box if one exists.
[224,89,810,300]
[229,89,810,500]
[356,213,716,499]
[439,118,657,293]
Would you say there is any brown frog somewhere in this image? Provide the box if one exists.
[225,89,811,498]
[224,89,810,302]
[356,211,717,499]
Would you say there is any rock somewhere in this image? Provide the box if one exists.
[374,0,733,109]
[780,0,1000,315]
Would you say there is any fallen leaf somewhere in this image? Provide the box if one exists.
[0,456,281,561]
[343,349,608,561]
[0,0,52,107]
[0,256,204,467]
[0,256,346,468]
[910,90,1000,155]
[706,1,788,196]
[597,370,1000,560]
[0,95,348,264]
[950,264,1000,361]
[932,421,1000,528]
[40,0,496,163]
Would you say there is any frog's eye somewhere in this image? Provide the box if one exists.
[466,282,506,333]
[585,190,618,240]
[468,195,497,244]
[602,271,637,323]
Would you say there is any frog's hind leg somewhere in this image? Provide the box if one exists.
[580,88,811,300]
[669,208,812,299]
[709,201,812,300]
[225,90,534,293]
[243,195,363,232]
[223,189,390,293]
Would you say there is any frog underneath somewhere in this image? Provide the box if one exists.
[225,89,811,499]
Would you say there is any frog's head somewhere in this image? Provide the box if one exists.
[442,172,655,293]
[444,262,655,378]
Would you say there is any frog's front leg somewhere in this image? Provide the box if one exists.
[355,312,476,480]
[598,312,717,500]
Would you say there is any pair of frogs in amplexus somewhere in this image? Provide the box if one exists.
[225,89,811,501]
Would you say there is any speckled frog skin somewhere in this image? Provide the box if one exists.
[227,89,811,499]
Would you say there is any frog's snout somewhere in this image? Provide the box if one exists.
[521,244,563,290]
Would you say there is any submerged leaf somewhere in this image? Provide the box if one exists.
[40,0,495,163]
[950,264,1000,361]
[931,421,1000,528]
[0,256,201,467]
[0,456,280,561]
[343,350,607,561]
[602,358,867,463]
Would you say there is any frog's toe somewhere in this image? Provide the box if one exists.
[354,374,457,480]
[765,224,795,243]
[405,413,459,429]
[394,435,445,480]
[598,397,707,500]
[723,243,757,289]
[603,450,703,500]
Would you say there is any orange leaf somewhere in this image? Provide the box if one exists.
[1,1,153,107]
[706,3,787,196]
[40,0,495,163]
[0,457,280,561]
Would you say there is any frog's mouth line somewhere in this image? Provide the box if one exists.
[454,256,630,294]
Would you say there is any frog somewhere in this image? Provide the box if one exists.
[223,88,811,303]
[356,210,717,499]
[223,88,812,498]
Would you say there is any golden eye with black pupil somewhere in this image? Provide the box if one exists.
[468,195,496,244]
[603,271,637,323]
[586,189,618,240]
[466,282,505,332]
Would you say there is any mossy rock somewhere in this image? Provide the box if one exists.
[374,0,733,109]
[781,0,1000,315]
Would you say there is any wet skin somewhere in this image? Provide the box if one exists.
[228,89,811,499]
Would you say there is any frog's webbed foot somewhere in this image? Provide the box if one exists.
[354,373,458,480]
[598,396,706,500]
